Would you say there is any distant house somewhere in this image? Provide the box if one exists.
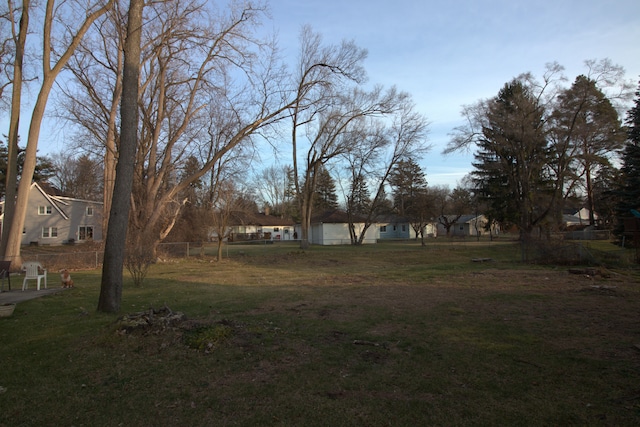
[377,215,438,240]
[295,210,378,245]
[377,215,411,239]
[0,182,103,246]
[562,208,597,227]
[226,212,296,241]
[437,214,498,237]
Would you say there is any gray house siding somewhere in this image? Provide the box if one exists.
[18,183,103,245]
[378,222,411,239]
[53,196,103,243]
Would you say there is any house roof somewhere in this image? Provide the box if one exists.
[229,211,295,227]
[32,182,69,220]
[440,214,484,224]
[375,214,412,224]
[311,209,368,224]
[34,182,102,205]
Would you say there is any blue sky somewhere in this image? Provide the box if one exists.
[267,0,640,186]
[8,0,640,188]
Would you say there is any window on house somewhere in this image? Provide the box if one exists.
[38,205,52,215]
[274,227,280,232]
[402,225,406,232]
[86,206,94,216]
[393,226,397,231]
[78,226,94,241]
[380,225,387,232]
[42,227,58,238]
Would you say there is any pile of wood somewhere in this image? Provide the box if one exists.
[116,305,186,334]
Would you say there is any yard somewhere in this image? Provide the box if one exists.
[1,240,640,426]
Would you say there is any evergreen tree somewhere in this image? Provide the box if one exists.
[552,75,624,225]
[615,80,640,240]
[347,173,371,216]
[313,166,338,212]
[0,141,56,198]
[389,158,427,216]
[473,80,554,240]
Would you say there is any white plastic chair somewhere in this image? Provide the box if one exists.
[22,261,47,291]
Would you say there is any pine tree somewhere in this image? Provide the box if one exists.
[552,75,624,225]
[473,80,553,240]
[0,141,56,199]
[313,166,338,212]
[347,173,371,216]
[389,158,427,216]
[615,80,640,242]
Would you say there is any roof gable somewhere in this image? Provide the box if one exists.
[31,182,69,220]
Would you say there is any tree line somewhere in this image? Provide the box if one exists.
[2,1,639,311]
[445,61,639,254]
[1,0,431,311]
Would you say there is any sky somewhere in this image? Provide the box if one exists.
[265,0,640,186]
[6,0,640,188]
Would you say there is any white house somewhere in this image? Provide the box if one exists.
[226,212,295,241]
[296,210,378,245]
[0,182,103,246]
[437,214,498,237]
[562,208,598,227]
[377,215,438,240]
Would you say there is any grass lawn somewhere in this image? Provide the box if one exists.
[1,240,640,426]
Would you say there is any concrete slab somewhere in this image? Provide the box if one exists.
[0,287,68,305]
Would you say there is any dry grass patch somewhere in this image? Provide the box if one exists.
[2,241,640,425]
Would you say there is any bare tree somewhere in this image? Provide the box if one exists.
[291,80,402,248]
[56,1,126,235]
[342,96,431,245]
[430,186,455,236]
[288,26,371,249]
[63,1,311,262]
[209,180,247,262]
[2,0,113,267]
[49,152,103,199]
[254,165,293,215]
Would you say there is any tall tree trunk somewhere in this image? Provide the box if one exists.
[103,134,117,236]
[102,75,122,237]
[1,0,29,265]
[5,83,55,267]
[299,200,311,249]
[216,240,224,262]
[98,0,143,313]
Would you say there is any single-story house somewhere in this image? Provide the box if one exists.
[377,215,438,240]
[225,212,296,241]
[377,215,411,239]
[295,210,378,245]
[437,214,499,237]
[0,182,103,245]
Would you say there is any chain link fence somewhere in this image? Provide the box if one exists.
[22,250,105,271]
